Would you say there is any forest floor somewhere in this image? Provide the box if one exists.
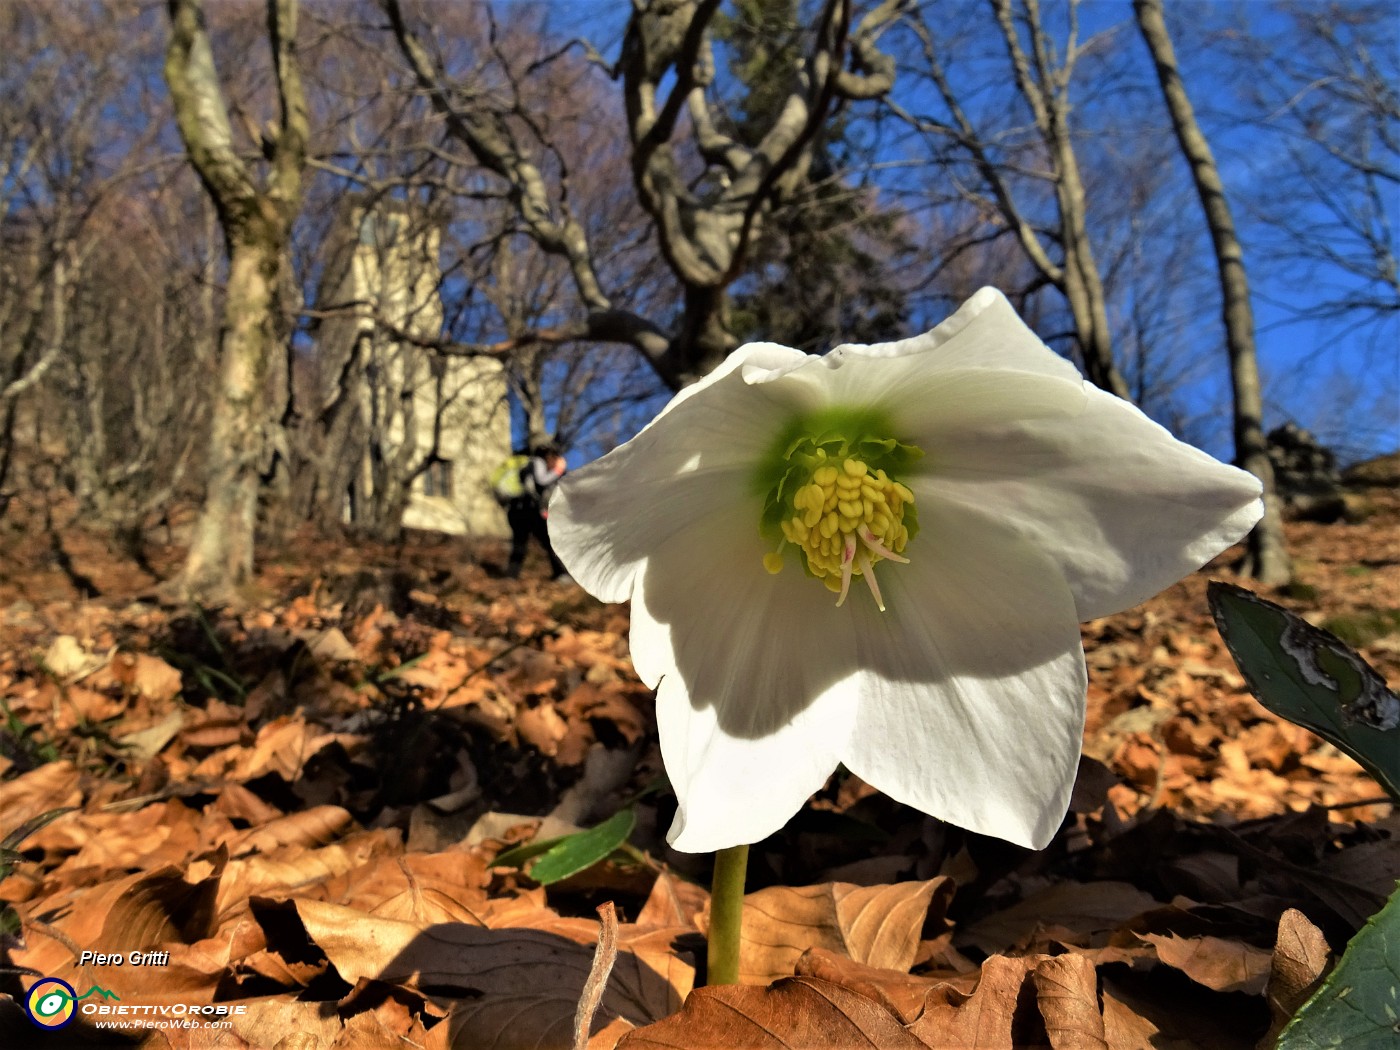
[0,483,1396,1049]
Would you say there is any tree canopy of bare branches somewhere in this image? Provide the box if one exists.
[381,0,907,391]
[4,0,1397,596]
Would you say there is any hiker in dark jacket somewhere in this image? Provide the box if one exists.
[504,444,569,580]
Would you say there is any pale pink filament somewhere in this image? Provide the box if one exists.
[835,533,858,607]
[835,530,897,611]
[857,526,908,564]
[856,546,886,612]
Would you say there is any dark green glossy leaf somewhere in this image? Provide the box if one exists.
[1208,581,1399,801]
[1278,881,1400,1048]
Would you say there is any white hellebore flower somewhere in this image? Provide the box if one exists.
[550,288,1263,854]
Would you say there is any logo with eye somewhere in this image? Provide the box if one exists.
[25,978,77,1028]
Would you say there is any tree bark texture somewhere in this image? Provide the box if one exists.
[1134,0,1291,586]
[165,0,308,599]
[988,0,1131,401]
[179,239,282,592]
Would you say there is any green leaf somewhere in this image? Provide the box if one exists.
[1208,581,1400,801]
[1,806,75,938]
[0,807,76,880]
[1277,881,1400,1048]
[499,808,637,887]
[490,833,572,872]
[374,652,429,684]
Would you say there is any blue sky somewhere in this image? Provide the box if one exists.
[506,0,1397,469]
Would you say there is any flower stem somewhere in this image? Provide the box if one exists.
[706,843,749,986]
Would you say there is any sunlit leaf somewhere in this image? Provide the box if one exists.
[490,833,572,872]
[509,808,637,886]
[1278,881,1400,1049]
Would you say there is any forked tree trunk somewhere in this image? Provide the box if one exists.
[986,0,1131,402]
[164,0,308,600]
[1134,0,1291,586]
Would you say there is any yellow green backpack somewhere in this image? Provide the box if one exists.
[490,454,531,501]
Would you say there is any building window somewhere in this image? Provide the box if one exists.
[422,459,453,499]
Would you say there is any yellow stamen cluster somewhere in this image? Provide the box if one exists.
[766,452,913,602]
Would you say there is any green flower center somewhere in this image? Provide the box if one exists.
[754,406,923,611]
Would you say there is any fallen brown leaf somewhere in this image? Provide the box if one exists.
[228,997,342,1050]
[0,760,84,836]
[960,881,1158,955]
[1261,908,1331,1047]
[229,805,355,856]
[214,832,402,917]
[102,650,184,702]
[907,955,1039,1048]
[1139,932,1272,995]
[1033,954,1108,1050]
[286,899,689,1033]
[617,976,925,1049]
[709,878,950,985]
[635,870,708,929]
[13,862,224,996]
[795,946,943,1025]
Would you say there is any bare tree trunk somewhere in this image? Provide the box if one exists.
[292,339,365,531]
[1134,0,1291,586]
[503,347,551,450]
[164,0,308,600]
[1,240,71,513]
[987,0,1131,401]
[1053,145,1127,400]
[180,237,282,591]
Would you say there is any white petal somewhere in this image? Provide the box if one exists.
[830,287,1085,380]
[749,288,1089,433]
[656,671,856,853]
[629,500,860,852]
[549,342,804,602]
[924,384,1263,620]
[840,500,1087,850]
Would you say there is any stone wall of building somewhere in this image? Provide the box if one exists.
[325,201,510,537]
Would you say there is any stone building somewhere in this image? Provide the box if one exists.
[316,199,509,537]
